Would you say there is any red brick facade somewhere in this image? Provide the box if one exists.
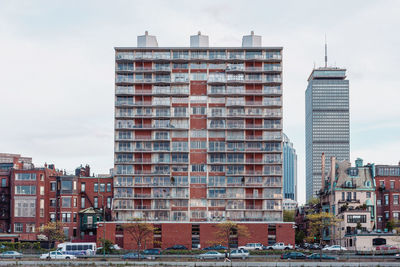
[375,165,400,230]
[97,222,294,249]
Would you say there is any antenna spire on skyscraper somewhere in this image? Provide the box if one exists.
[325,34,328,68]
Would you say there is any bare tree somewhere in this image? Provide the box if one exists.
[215,221,250,250]
[122,218,154,260]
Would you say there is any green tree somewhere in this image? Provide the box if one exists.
[307,197,320,206]
[122,218,154,260]
[283,210,295,222]
[98,239,114,254]
[295,230,306,244]
[40,221,66,259]
[387,219,395,232]
[305,212,341,261]
[214,221,250,250]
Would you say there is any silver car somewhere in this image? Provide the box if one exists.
[230,249,249,259]
[196,251,223,260]
[0,251,22,259]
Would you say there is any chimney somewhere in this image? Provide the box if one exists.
[137,31,158,47]
[321,153,326,189]
[330,157,336,188]
[190,31,209,47]
[242,31,262,47]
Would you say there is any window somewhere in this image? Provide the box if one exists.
[391,181,395,190]
[342,192,345,201]
[394,195,399,205]
[15,185,36,195]
[94,183,98,192]
[94,197,98,208]
[394,212,399,221]
[40,186,44,195]
[73,198,77,207]
[191,106,206,115]
[62,213,71,223]
[190,141,206,149]
[191,164,206,172]
[26,223,35,233]
[40,199,44,217]
[366,192,371,198]
[14,223,23,232]
[61,180,72,191]
[377,199,382,206]
[50,182,56,191]
[1,178,6,187]
[50,199,56,207]
[40,174,44,181]
[100,183,105,192]
[81,197,85,209]
[347,215,366,223]
[385,195,389,205]
[62,197,71,208]
[107,183,111,192]
[81,183,86,192]
[385,212,390,219]
[15,173,36,180]
[107,197,111,209]
[353,192,357,200]
[190,176,206,184]
[14,198,35,217]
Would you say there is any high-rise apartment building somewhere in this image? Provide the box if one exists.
[113,32,284,224]
[305,65,350,202]
[283,133,297,201]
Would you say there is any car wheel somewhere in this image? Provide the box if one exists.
[65,257,70,259]
[200,257,203,260]
[242,256,245,260]
[47,256,51,260]
[268,248,273,250]
[284,247,289,250]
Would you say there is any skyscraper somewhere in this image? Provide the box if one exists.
[283,133,297,201]
[305,60,350,202]
[113,31,284,224]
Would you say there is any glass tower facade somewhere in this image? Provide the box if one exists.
[305,68,349,202]
[283,133,297,201]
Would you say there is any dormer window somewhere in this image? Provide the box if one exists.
[346,181,353,187]
[348,168,358,177]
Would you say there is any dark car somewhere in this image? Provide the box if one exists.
[122,252,146,260]
[281,252,307,260]
[307,253,338,260]
[142,249,161,255]
[203,245,228,250]
[165,245,188,250]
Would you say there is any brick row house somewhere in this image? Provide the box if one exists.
[0,153,113,243]
[375,164,400,230]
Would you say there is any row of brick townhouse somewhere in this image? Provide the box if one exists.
[0,153,113,243]
[296,154,400,250]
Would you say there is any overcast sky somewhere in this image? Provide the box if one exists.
[1,0,399,204]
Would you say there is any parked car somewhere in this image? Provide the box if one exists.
[165,245,188,250]
[230,249,249,259]
[311,243,323,250]
[0,251,22,259]
[265,242,293,250]
[122,253,146,260]
[376,245,399,251]
[238,243,263,250]
[322,245,347,251]
[196,251,223,260]
[307,253,338,260]
[395,253,400,259]
[142,248,162,255]
[40,251,77,260]
[203,245,228,250]
[281,252,307,259]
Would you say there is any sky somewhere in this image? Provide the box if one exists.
[0,0,399,205]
